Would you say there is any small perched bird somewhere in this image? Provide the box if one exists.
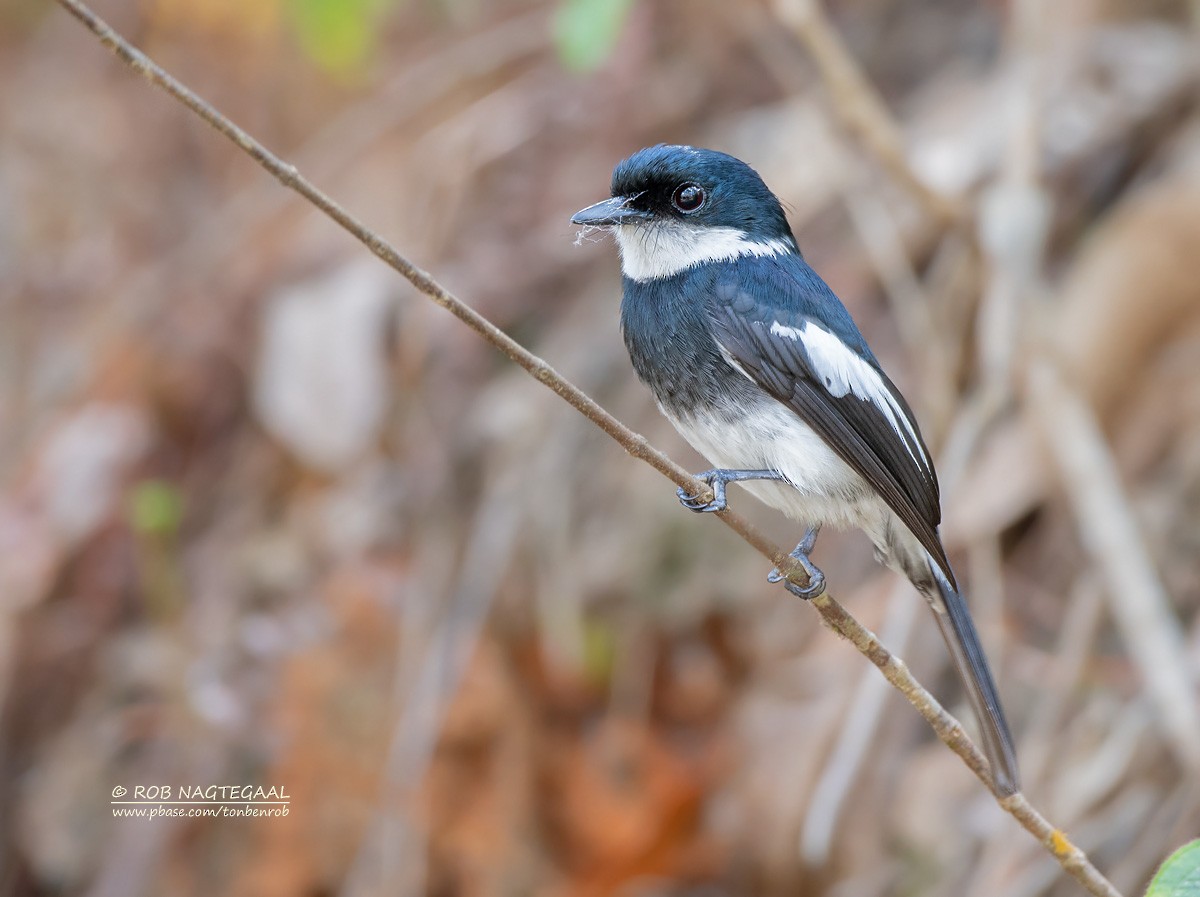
[572,145,1019,794]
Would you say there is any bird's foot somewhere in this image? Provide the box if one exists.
[676,468,783,514]
[768,526,825,599]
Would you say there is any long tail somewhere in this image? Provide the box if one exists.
[924,562,1020,795]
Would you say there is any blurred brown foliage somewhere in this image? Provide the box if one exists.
[2,1,1199,896]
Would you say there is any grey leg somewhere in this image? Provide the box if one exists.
[677,468,784,513]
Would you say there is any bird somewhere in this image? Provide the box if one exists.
[571,144,1019,795]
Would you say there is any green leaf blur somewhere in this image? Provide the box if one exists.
[129,480,184,537]
[1147,840,1200,897]
[553,0,634,73]
[287,0,399,78]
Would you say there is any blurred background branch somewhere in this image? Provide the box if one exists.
[771,0,963,225]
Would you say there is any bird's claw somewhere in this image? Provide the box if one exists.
[769,565,826,600]
[676,471,727,513]
[768,527,825,599]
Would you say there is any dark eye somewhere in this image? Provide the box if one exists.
[671,183,706,213]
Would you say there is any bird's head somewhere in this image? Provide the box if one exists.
[571,145,797,282]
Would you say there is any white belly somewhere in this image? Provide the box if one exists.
[666,398,881,530]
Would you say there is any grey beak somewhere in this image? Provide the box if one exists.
[570,196,651,227]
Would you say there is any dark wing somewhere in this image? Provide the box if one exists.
[710,288,954,587]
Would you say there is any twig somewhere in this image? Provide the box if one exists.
[62,6,550,386]
[1019,576,1106,790]
[50,3,1123,894]
[771,0,963,224]
[1029,360,1200,774]
[975,0,1052,398]
[800,579,917,864]
[840,179,957,429]
[349,461,527,897]
[811,592,1120,895]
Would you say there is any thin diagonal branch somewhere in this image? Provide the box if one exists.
[51,3,1122,895]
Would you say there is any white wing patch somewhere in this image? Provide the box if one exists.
[716,341,757,384]
[617,222,794,282]
[777,321,929,469]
